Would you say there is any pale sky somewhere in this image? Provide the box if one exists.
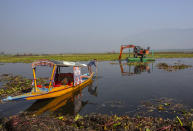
[0,0,193,54]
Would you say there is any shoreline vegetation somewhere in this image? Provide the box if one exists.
[0,112,192,131]
[0,52,193,63]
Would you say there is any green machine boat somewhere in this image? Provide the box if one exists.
[119,44,155,62]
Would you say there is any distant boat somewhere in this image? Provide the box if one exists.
[2,59,94,101]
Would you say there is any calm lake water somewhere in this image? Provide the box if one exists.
[0,58,193,118]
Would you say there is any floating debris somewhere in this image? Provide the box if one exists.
[156,62,192,72]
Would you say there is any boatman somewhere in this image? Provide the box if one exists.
[87,59,97,75]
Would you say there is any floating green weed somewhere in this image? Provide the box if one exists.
[157,62,192,71]
[0,74,46,99]
[74,114,83,121]
[176,116,183,126]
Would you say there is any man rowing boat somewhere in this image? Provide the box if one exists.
[87,59,97,75]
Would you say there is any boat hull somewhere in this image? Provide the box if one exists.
[2,73,94,101]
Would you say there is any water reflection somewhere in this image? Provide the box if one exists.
[1,59,193,118]
[119,61,154,76]
[88,83,98,97]
[26,81,94,116]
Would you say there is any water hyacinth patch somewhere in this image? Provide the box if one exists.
[0,112,192,131]
[0,74,46,100]
[156,62,192,72]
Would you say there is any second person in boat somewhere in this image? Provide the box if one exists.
[87,59,97,75]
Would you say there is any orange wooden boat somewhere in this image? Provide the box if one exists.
[2,60,94,101]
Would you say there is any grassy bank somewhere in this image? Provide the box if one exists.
[0,53,193,63]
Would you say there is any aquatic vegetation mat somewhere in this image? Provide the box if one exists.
[0,74,46,100]
[156,62,192,71]
[133,98,193,119]
[0,112,192,131]
[97,98,193,119]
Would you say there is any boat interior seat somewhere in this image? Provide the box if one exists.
[37,85,49,88]
[37,85,43,88]
[36,85,49,92]
[54,73,74,87]
[54,81,74,87]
